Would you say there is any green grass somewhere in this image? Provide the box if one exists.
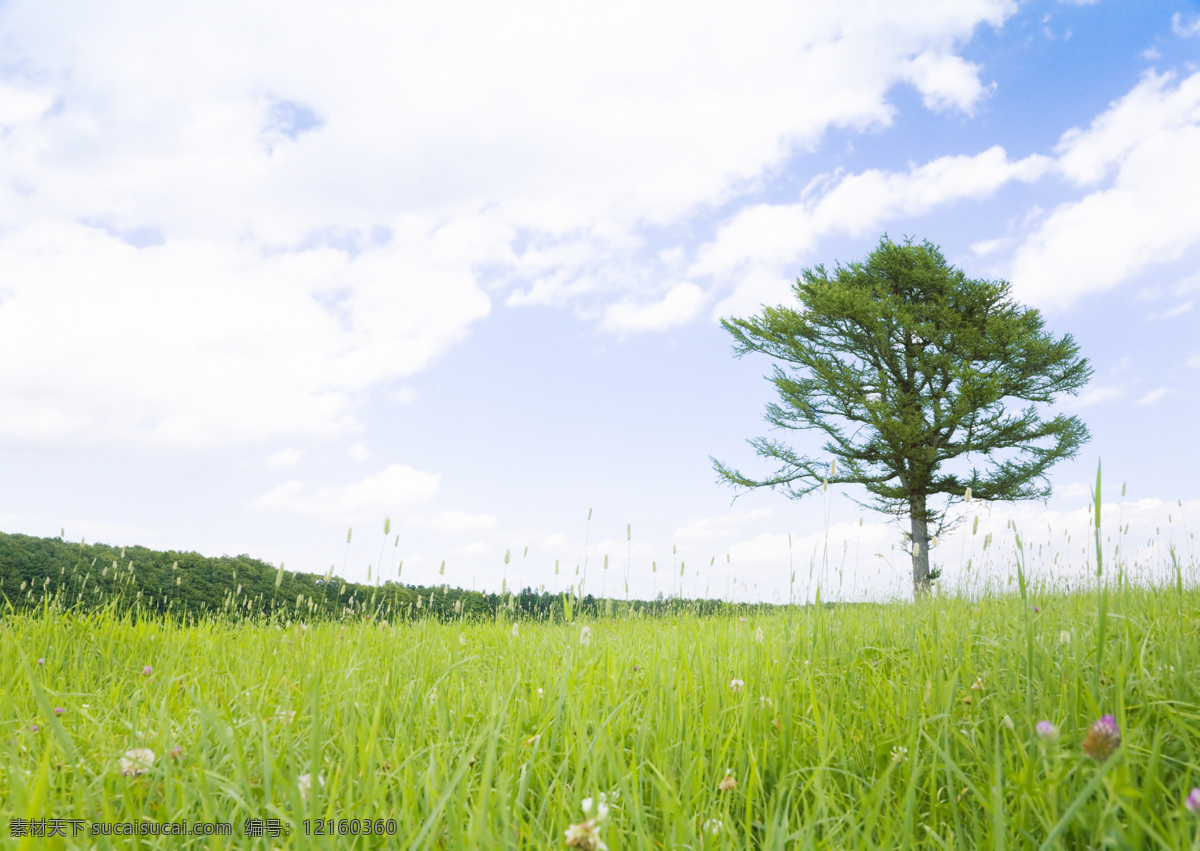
[3,579,1200,849]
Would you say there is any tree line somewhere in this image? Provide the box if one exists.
[0,530,789,624]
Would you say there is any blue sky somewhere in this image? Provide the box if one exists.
[1,0,1197,603]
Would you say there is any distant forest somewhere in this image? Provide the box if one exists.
[0,531,788,623]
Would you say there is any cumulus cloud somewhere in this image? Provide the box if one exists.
[600,282,707,335]
[1011,71,1200,309]
[0,0,1020,447]
[694,146,1048,316]
[250,464,440,523]
[904,52,992,114]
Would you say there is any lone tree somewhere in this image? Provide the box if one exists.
[713,236,1092,598]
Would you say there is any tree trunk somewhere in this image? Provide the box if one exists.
[909,493,931,599]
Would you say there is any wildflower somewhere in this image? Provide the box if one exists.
[729,678,744,693]
[891,746,908,764]
[582,795,610,820]
[755,626,764,643]
[120,748,155,777]
[30,724,38,732]
[54,707,66,716]
[566,796,609,850]
[718,769,737,791]
[1059,630,1071,644]
[458,632,466,646]
[1185,787,1200,813]
[169,746,183,760]
[703,818,723,835]
[760,696,773,708]
[1035,721,1059,742]
[564,819,605,850]
[82,704,90,709]
[739,617,747,624]
[1082,715,1121,761]
[971,678,983,692]
[579,626,592,647]
[37,658,45,666]
[141,665,153,677]
[297,772,324,797]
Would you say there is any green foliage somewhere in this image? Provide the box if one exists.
[714,235,1093,596]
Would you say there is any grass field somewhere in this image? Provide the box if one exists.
[4,569,1200,849]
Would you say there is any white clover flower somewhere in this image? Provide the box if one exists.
[564,819,605,850]
[891,746,908,764]
[729,678,744,693]
[297,772,324,797]
[119,748,155,777]
[703,818,723,835]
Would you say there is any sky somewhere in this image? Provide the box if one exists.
[1,0,1198,604]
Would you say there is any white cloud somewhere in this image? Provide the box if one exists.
[250,464,440,523]
[970,236,1012,256]
[695,146,1048,314]
[0,0,1021,448]
[267,448,304,469]
[1011,71,1200,309]
[904,52,992,115]
[673,508,774,545]
[1135,387,1173,406]
[421,510,500,534]
[0,80,53,125]
[1067,384,1125,408]
[348,443,370,462]
[0,219,491,446]
[1150,299,1194,320]
[1172,13,1200,38]
[600,282,707,335]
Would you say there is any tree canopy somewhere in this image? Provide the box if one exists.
[713,236,1093,597]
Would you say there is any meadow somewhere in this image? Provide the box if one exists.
[4,566,1200,849]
